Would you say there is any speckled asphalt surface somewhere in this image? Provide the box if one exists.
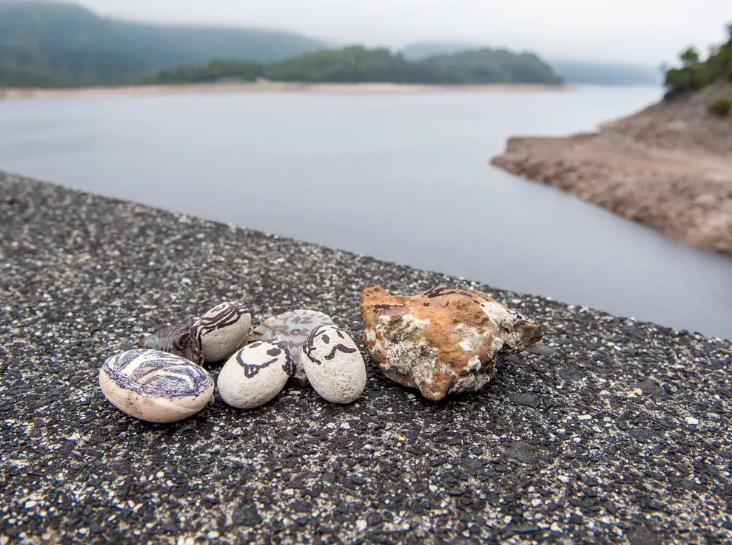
[1,172,731,545]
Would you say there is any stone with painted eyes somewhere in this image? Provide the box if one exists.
[300,325,366,404]
[248,309,336,385]
[217,341,294,409]
[99,349,214,423]
[194,301,252,362]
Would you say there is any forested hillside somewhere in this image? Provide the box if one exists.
[0,1,561,87]
[150,46,562,85]
[401,42,474,61]
[665,24,732,96]
[0,1,324,86]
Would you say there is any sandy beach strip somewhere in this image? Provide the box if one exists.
[0,80,571,100]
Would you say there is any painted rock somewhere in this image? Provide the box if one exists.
[217,341,295,409]
[194,302,251,362]
[138,324,203,364]
[99,349,214,423]
[301,325,367,404]
[360,285,543,401]
[249,309,336,385]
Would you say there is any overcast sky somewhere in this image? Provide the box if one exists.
[80,0,729,64]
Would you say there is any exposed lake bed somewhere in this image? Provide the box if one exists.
[1,86,730,338]
[493,83,732,257]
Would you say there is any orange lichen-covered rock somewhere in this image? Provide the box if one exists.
[360,285,542,401]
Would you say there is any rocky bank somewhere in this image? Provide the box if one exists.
[492,83,732,257]
[1,172,731,544]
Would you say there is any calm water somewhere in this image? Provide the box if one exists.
[1,87,731,339]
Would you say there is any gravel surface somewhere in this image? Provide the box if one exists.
[1,172,731,545]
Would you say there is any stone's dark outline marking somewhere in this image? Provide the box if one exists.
[423,286,491,302]
[324,344,357,360]
[235,342,294,378]
[195,303,250,345]
[424,287,535,325]
[103,349,212,398]
[250,310,335,361]
[372,303,404,314]
[303,325,357,366]
[279,341,296,377]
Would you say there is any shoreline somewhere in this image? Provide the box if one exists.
[491,86,732,258]
[0,80,570,100]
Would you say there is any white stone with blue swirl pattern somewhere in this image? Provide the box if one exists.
[99,349,214,423]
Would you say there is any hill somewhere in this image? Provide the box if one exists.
[148,46,563,85]
[401,42,475,60]
[0,1,324,86]
[404,42,664,86]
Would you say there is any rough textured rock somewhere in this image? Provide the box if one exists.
[301,325,367,404]
[2,173,732,545]
[99,349,214,423]
[217,341,294,409]
[194,301,251,362]
[138,323,202,364]
[491,83,732,257]
[361,285,542,401]
[249,309,336,385]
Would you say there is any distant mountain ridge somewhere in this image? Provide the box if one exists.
[403,42,663,86]
[0,2,660,88]
[0,1,325,86]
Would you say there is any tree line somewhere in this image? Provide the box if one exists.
[147,46,562,85]
[665,23,732,96]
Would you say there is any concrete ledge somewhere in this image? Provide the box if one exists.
[1,172,731,544]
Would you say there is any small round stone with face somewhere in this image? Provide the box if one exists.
[194,302,251,362]
[217,341,294,409]
[99,349,214,423]
[300,325,367,404]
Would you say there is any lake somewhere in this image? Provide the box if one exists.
[1,86,731,339]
